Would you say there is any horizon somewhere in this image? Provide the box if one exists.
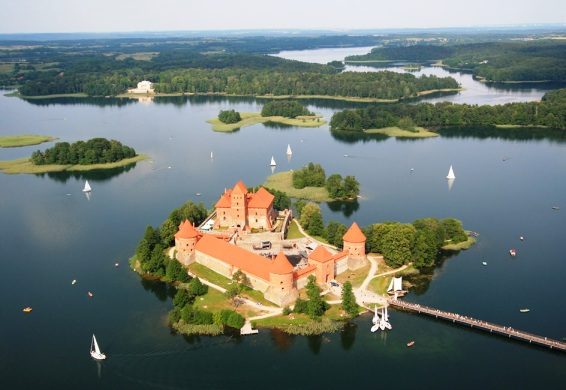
[1,0,565,34]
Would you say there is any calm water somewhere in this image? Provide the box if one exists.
[1,48,565,389]
[274,47,559,105]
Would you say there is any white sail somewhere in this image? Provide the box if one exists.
[83,180,92,193]
[286,144,292,155]
[92,335,101,354]
[210,151,214,159]
[393,276,403,292]
[387,278,394,292]
[270,156,276,166]
[372,305,379,324]
[446,165,456,180]
[384,306,389,322]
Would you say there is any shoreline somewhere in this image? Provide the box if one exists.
[207,112,326,132]
[0,154,149,174]
[0,134,57,148]
[364,126,439,138]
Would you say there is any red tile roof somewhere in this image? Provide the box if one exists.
[343,222,366,243]
[195,235,294,280]
[294,264,316,278]
[248,187,275,209]
[175,220,200,239]
[215,189,232,208]
[233,180,248,194]
[308,245,334,263]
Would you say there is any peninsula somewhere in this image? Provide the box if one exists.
[0,134,56,148]
[207,112,325,132]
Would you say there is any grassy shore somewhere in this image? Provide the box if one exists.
[286,219,306,239]
[0,134,57,148]
[364,126,439,138]
[442,236,476,251]
[263,171,331,202]
[254,313,343,335]
[0,154,148,174]
[207,112,325,132]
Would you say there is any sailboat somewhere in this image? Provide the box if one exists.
[90,334,106,360]
[286,144,292,155]
[210,151,214,159]
[82,180,92,193]
[446,165,456,180]
[372,305,379,325]
[270,156,276,166]
[381,307,392,330]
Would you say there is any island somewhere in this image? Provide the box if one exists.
[264,163,360,202]
[0,137,148,174]
[207,101,325,132]
[0,134,57,148]
[130,180,475,337]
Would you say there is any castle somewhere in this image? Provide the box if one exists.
[174,181,367,306]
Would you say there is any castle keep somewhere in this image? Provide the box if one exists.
[175,181,367,306]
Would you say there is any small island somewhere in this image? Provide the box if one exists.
[0,137,148,174]
[131,180,475,337]
[207,100,326,132]
[0,134,57,148]
[264,162,360,202]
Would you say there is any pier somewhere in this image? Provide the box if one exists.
[388,298,566,352]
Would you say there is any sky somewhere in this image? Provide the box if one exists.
[0,0,565,34]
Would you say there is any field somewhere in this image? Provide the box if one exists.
[207,112,325,132]
[0,134,56,148]
[0,154,148,174]
[263,171,331,202]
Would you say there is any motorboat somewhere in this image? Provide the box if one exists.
[509,249,517,257]
[519,308,530,313]
[482,262,487,266]
[22,307,32,313]
[72,279,77,285]
[407,341,415,347]
[88,291,94,298]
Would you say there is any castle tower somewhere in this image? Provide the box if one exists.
[231,180,248,229]
[266,252,298,307]
[174,220,200,266]
[308,245,335,285]
[343,222,367,270]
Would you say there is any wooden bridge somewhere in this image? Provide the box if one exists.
[387,298,566,352]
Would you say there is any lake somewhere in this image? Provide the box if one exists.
[0,47,565,388]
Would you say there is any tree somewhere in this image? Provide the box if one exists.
[173,288,193,308]
[160,218,179,247]
[300,202,322,232]
[412,229,438,268]
[441,218,467,244]
[341,281,358,317]
[187,277,208,297]
[305,275,329,319]
[294,200,306,217]
[398,116,417,131]
[380,224,416,267]
[292,163,326,189]
[342,176,360,198]
[307,210,324,236]
[326,174,344,199]
[225,284,241,305]
[232,270,250,289]
[218,109,242,124]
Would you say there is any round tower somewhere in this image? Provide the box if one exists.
[266,252,297,306]
[174,220,200,266]
[343,222,367,270]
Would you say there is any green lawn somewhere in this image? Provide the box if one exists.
[0,154,148,174]
[263,171,331,202]
[364,127,438,138]
[286,220,305,239]
[335,263,371,288]
[442,236,476,251]
[0,134,56,148]
[207,112,326,132]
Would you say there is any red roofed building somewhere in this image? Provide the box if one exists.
[175,220,201,265]
[343,222,367,270]
[214,181,276,231]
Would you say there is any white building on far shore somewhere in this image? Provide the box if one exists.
[128,80,154,94]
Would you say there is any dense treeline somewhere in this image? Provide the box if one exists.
[364,218,468,268]
[30,138,136,165]
[261,100,312,118]
[294,201,469,269]
[346,40,566,82]
[218,109,241,124]
[292,163,360,200]
[330,89,566,131]
[154,69,459,100]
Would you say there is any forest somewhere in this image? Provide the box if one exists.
[330,89,566,131]
[345,40,566,82]
[30,138,137,165]
[261,100,312,118]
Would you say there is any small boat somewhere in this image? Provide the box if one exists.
[90,334,106,360]
[210,151,214,159]
[167,166,172,169]
[410,168,414,172]
[195,193,201,196]
[343,154,349,157]
[446,165,456,180]
[88,291,94,298]
[286,144,292,155]
[114,262,119,267]
[407,341,415,347]
[22,307,33,313]
[509,249,517,257]
[520,308,530,313]
[482,262,487,266]
[72,279,77,285]
[552,206,560,210]
[370,323,380,333]
[270,156,276,167]
[519,236,524,241]
[82,180,92,193]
